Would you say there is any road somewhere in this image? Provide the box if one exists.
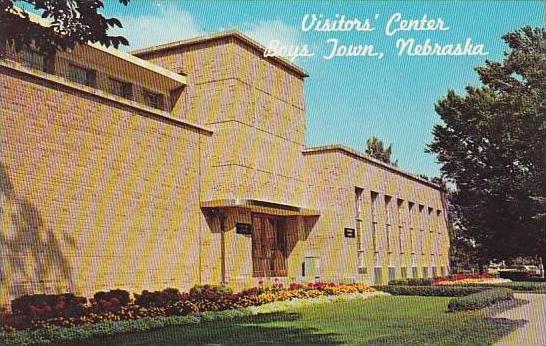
[494,293,546,346]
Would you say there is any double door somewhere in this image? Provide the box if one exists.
[252,214,287,277]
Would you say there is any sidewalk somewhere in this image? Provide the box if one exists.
[494,293,546,346]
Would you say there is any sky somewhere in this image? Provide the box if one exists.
[101,0,543,178]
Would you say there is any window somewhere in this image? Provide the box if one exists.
[374,267,383,285]
[68,64,96,87]
[432,267,438,278]
[109,78,133,99]
[412,266,418,279]
[355,187,365,271]
[408,202,415,253]
[385,195,392,253]
[370,192,379,252]
[358,267,367,275]
[144,90,164,110]
[401,267,408,279]
[388,267,396,282]
[419,205,425,255]
[397,199,404,254]
[422,267,429,278]
[440,266,446,277]
[20,49,46,71]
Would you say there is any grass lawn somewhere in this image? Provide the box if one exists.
[70,296,524,345]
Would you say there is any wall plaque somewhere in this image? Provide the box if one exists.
[344,228,356,238]
[236,223,252,234]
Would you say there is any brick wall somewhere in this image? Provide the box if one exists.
[0,64,212,305]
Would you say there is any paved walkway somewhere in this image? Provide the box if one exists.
[494,293,546,346]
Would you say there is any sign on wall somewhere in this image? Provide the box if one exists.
[236,223,252,234]
[344,228,356,238]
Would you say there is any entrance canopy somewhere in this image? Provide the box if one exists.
[200,198,320,217]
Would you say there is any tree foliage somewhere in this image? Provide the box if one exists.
[428,27,545,263]
[0,0,130,54]
[365,136,398,166]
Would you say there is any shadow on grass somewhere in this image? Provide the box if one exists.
[71,312,342,345]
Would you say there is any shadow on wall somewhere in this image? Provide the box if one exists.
[0,162,76,302]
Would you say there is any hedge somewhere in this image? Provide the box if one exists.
[444,281,546,292]
[374,285,485,297]
[447,288,514,312]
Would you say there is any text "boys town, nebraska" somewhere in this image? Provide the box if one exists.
[264,13,489,61]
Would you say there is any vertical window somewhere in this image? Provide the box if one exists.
[412,266,418,279]
[388,267,396,283]
[428,207,434,255]
[408,202,415,253]
[68,64,96,87]
[422,267,429,278]
[440,266,446,277]
[355,187,365,271]
[144,90,164,110]
[419,205,425,255]
[401,267,408,279]
[385,195,392,252]
[397,199,404,254]
[436,210,443,256]
[370,192,379,252]
[109,78,133,100]
[373,267,383,285]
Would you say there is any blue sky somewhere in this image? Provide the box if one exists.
[103,0,543,178]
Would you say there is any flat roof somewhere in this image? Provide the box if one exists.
[21,8,186,86]
[303,145,443,190]
[131,30,309,78]
[201,198,320,216]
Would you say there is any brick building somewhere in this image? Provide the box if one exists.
[0,29,450,305]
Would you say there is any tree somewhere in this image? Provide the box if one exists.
[0,0,130,55]
[427,27,545,264]
[365,136,398,166]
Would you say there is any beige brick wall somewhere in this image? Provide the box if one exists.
[0,64,211,305]
[303,149,450,284]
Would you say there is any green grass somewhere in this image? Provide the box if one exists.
[69,296,523,345]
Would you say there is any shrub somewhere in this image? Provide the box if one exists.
[11,294,87,319]
[134,288,182,308]
[388,278,433,286]
[441,281,546,292]
[375,285,485,297]
[189,284,233,301]
[93,289,131,306]
[448,288,514,312]
[498,271,530,281]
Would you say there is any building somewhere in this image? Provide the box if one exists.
[0,29,450,305]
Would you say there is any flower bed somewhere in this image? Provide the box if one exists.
[0,282,376,333]
[0,291,387,345]
[434,273,511,286]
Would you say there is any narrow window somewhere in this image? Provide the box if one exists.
[397,199,404,254]
[422,267,429,278]
[436,210,443,256]
[68,64,96,87]
[109,78,133,100]
[144,90,164,110]
[419,205,425,255]
[385,195,392,253]
[370,192,379,252]
[401,267,408,279]
[428,207,434,255]
[355,187,365,272]
[388,267,396,283]
[408,202,415,253]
